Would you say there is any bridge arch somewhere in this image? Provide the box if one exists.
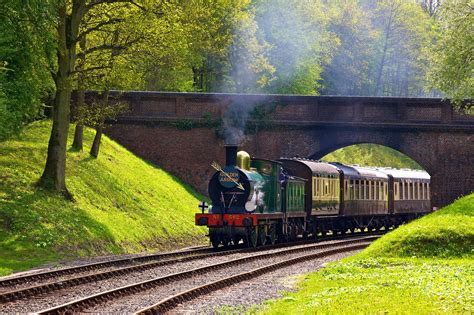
[308,141,429,174]
[310,142,425,170]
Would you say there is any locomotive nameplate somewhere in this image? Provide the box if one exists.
[218,166,240,188]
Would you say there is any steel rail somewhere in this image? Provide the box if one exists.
[36,236,377,314]
[135,242,369,314]
[0,246,211,288]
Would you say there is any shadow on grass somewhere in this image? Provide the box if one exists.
[0,185,121,276]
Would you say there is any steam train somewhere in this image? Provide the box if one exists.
[195,145,431,248]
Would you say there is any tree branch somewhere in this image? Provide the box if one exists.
[77,17,125,41]
[71,65,112,75]
[86,0,145,12]
[77,43,127,59]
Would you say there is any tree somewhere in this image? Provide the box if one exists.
[70,1,147,151]
[0,0,55,140]
[76,91,128,157]
[419,0,442,16]
[429,0,473,110]
[254,0,334,95]
[369,0,434,96]
[39,0,147,198]
[225,2,275,93]
[320,1,375,95]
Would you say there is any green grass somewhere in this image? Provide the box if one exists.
[360,194,474,259]
[260,194,474,314]
[322,144,423,169]
[0,120,206,276]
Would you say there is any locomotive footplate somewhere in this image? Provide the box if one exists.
[195,214,257,227]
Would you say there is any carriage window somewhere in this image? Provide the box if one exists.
[329,178,333,198]
[365,181,369,200]
[354,180,359,200]
[376,182,379,200]
[382,182,385,200]
[344,180,348,199]
[375,181,378,200]
[312,178,315,198]
[349,180,352,200]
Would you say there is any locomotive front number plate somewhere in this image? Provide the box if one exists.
[218,166,240,188]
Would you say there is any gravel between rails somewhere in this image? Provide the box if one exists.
[0,245,208,283]
[0,253,206,294]
[0,239,365,313]
[85,244,368,313]
[170,250,360,314]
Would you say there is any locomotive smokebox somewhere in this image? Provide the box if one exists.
[225,145,238,167]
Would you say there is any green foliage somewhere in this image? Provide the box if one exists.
[429,0,474,109]
[320,1,375,95]
[0,120,206,276]
[0,0,56,140]
[255,0,333,95]
[77,93,129,128]
[260,194,474,314]
[359,193,474,259]
[322,144,423,170]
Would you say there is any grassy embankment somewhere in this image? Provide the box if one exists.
[323,144,422,169]
[261,193,474,314]
[0,120,206,276]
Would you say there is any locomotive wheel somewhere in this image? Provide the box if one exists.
[232,237,242,247]
[244,227,258,248]
[258,225,267,246]
[211,237,220,249]
[289,224,298,241]
[267,224,277,245]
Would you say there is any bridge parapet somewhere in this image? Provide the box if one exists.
[83,91,474,129]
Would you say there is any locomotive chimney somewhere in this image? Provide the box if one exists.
[225,145,238,167]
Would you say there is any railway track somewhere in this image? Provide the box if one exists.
[30,236,376,314]
[0,246,212,288]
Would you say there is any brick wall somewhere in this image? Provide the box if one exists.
[94,91,474,208]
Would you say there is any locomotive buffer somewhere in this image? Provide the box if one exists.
[199,201,209,214]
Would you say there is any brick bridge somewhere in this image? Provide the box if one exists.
[96,91,474,208]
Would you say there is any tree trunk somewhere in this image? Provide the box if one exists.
[72,123,84,151]
[71,88,85,151]
[90,126,103,158]
[39,3,72,198]
[90,90,108,158]
[374,8,394,96]
[39,0,84,198]
[71,36,87,151]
